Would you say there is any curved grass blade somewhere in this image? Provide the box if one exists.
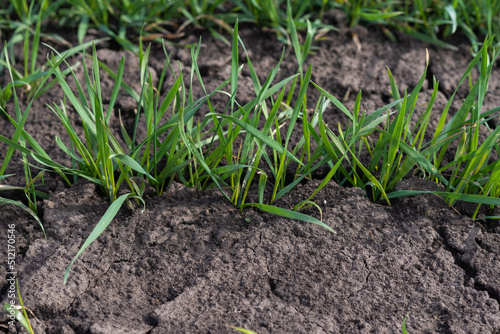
[275,156,330,200]
[0,197,45,238]
[398,27,458,50]
[349,150,391,205]
[2,302,32,334]
[0,41,60,176]
[402,313,409,334]
[312,81,354,121]
[243,203,335,233]
[111,154,158,185]
[294,200,323,221]
[208,113,303,166]
[55,136,83,163]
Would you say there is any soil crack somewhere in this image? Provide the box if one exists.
[359,258,372,294]
[435,225,500,306]
[348,257,371,299]
[68,278,92,313]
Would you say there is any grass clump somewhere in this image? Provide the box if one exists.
[387,36,500,219]
[1,1,499,288]
[334,0,500,51]
[4,0,496,56]
[310,36,500,219]
[3,16,333,282]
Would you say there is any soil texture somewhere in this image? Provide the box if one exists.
[1,10,500,334]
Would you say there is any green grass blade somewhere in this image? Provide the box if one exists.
[0,41,61,176]
[111,154,158,185]
[398,27,458,50]
[360,11,403,21]
[402,313,409,334]
[106,56,124,123]
[231,19,238,112]
[276,156,329,200]
[16,279,34,334]
[29,0,45,75]
[287,0,302,70]
[77,14,89,44]
[94,57,140,102]
[444,5,457,33]
[381,90,407,190]
[312,82,354,121]
[0,197,45,238]
[243,203,335,233]
[157,74,183,122]
[258,172,267,204]
[285,65,312,147]
[208,113,303,166]
[48,55,97,137]
[2,302,32,333]
[349,150,391,204]
[229,326,259,334]
[55,136,83,163]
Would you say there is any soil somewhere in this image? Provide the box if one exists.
[1,10,500,334]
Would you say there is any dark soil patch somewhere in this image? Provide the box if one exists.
[1,10,500,334]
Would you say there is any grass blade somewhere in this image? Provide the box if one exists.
[402,313,409,334]
[0,197,45,238]
[2,302,32,333]
[244,203,335,233]
[208,113,303,166]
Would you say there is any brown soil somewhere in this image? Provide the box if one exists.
[1,10,500,334]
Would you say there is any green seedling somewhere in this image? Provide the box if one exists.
[358,49,433,203]
[342,0,403,29]
[308,36,500,219]
[311,82,395,204]
[59,39,225,282]
[57,0,179,50]
[0,39,68,225]
[45,42,156,201]
[59,28,333,284]
[2,279,34,334]
[1,0,67,102]
[125,36,203,196]
[358,37,500,218]
[1,0,110,108]
[0,174,47,238]
[402,312,409,334]
[167,22,334,231]
[331,0,499,50]
[3,0,497,56]
[229,325,260,334]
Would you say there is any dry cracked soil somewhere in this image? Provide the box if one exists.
[1,9,500,334]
